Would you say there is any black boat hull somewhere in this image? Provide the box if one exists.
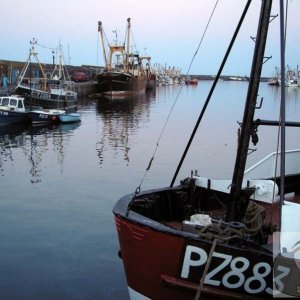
[96,71,147,99]
[0,110,30,125]
[15,85,77,109]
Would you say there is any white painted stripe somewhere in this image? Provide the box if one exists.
[128,286,151,300]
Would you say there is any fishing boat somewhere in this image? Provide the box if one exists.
[58,112,81,123]
[285,67,299,87]
[113,1,300,299]
[267,77,280,86]
[0,95,35,125]
[140,55,156,90]
[15,38,77,109]
[185,77,198,85]
[29,109,66,124]
[268,67,280,86]
[96,18,147,99]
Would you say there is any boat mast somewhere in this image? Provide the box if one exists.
[31,40,47,87]
[98,21,108,68]
[125,18,131,72]
[18,38,47,90]
[58,44,63,80]
[226,0,273,222]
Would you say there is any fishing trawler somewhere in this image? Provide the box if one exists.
[113,1,300,299]
[96,18,147,99]
[285,66,300,87]
[15,39,77,109]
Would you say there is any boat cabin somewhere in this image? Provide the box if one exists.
[0,96,26,112]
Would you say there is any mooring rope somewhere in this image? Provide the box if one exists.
[195,237,218,300]
[134,0,220,195]
[194,201,265,242]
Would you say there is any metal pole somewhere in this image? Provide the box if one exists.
[226,0,273,222]
[279,0,286,231]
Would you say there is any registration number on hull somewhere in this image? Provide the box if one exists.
[180,244,290,297]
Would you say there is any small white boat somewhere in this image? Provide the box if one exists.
[285,78,299,87]
[58,113,81,123]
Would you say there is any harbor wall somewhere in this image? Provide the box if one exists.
[0,59,100,97]
[74,82,98,97]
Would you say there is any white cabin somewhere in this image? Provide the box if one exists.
[0,96,26,112]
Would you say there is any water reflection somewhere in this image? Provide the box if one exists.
[262,83,300,121]
[285,87,300,107]
[0,122,81,183]
[96,91,155,165]
[0,124,28,173]
[267,83,299,102]
[30,123,81,183]
[0,83,298,184]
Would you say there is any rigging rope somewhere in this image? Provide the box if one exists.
[170,0,252,188]
[134,0,220,195]
[36,42,55,51]
[185,0,219,76]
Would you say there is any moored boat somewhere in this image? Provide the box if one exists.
[140,55,157,90]
[268,66,280,86]
[185,77,198,85]
[15,38,77,109]
[285,78,299,87]
[0,95,34,126]
[29,109,66,124]
[96,18,147,99]
[113,1,300,299]
[285,66,300,87]
[58,112,81,123]
[267,77,280,86]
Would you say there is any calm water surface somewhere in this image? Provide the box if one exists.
[0,81,299,299]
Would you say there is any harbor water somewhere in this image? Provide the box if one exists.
[0,81,299,299]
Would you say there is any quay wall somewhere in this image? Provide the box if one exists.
[74,81,98,97]
[0,81,98,98]
[0,58,100,97]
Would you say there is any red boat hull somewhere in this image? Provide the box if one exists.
[114,206,275,300]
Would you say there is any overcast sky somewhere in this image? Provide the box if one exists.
[1,0,299,76]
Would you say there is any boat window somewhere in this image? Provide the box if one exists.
[18,100,24,109]
[10,99,17,106]
[2,98,9,106]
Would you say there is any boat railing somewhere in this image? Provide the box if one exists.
[49,83,66,90]
[244,149,300,179]
[192,150,300,204]
[17,79,49,91]
[49,82,74,91]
